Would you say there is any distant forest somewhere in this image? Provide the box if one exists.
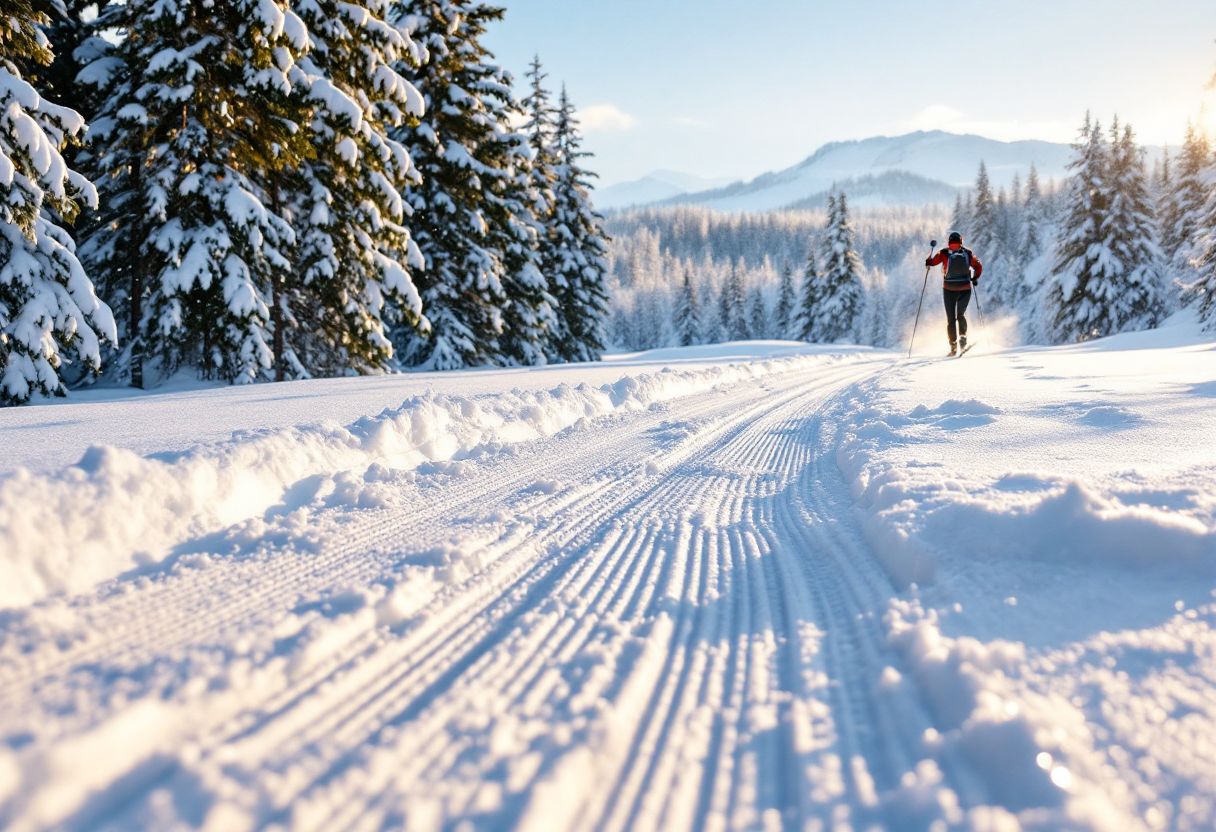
[601,111,1216,354]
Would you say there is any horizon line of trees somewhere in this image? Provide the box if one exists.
[0,0,610,406]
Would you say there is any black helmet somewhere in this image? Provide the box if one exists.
[948,231,963,245]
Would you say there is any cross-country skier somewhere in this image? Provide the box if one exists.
[925,231,983,356]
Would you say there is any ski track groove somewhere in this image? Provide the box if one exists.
[199,367,853,829]
[249,369,845,828]
[258,375,838,832]
[0,358,992,832]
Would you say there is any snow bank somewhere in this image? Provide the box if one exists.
[836,359,1216,591]
[883,598,1148,829]
[0,353,858,609]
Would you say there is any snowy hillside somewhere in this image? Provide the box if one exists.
[2,324,1216,830]
[593,169,739,211]
[652,131,1076,213]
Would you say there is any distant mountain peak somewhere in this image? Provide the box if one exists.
[603,131,1076,214]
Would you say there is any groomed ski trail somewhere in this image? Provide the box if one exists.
[0,356,966,832]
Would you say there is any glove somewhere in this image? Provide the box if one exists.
[971,277,978,286]
[925,258,934,268]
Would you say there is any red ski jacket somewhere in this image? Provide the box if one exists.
[927,246,983,291]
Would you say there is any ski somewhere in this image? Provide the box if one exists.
[957,342,977,357]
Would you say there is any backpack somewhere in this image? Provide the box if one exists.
[944,247,972,283]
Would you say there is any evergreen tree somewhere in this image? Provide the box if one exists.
[799,190,864,342]
[0,0,116,404]
[748,284,767,339]
[544,86,610,362]
[967,161,1013,307]
[795,247,818,342]
[521,55,555,188]
[722,260,747,340]
[1162,124,1211,270]
[674,268,699,346]
[1185,138,1216,327]
[393,0,531,369]
[951,190,973,236]
[774,261,796,338]
[700,272,723,342]
[520,55,560,360]
[1153,147,1171,201]
[1024,163,1045,262]
[970,161,997,254]
[715,275,730,342]
[291,0,426,377]
[986,184,1021,310]
[1046,114,1161,342]
[78,0,313,386]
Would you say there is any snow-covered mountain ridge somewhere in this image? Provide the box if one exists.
[599,131,1078,213]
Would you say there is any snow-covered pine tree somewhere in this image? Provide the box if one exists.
[496,173,556,366]
[1004,173,1025,257]
[857,266,890,347]
[674,267,699,346]
[951,190,973,236]
[748,284,766,339]
[700,270,723,342]
[774,261,795,338]
[966,161,1012,307]
[723,259,748,340]
[392,1,513,369]
[1045,115,1107,342]
[1185,135,1216,327]
[521,55,555,197]
[950,193,966,234]
[1046,114,1161,342]
[969,162,996,249]
[394,0,552,368]
[1106,120,1165,316]
[987,184,1025,311]
[78,0,311,386]
[1024,162,1045,262]
[1008,162,1050,319]
[800,190,864,342]
[0,0,116,404]
[520,55,562,360]
[795,246,819,341]
[290,0,425,376]
[1162,124,1211,273]
[1154,147,1171,202]
[544,85,610,362]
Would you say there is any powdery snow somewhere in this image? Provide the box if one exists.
[1,328,1215,831]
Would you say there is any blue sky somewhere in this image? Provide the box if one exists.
[482,0,1216,187]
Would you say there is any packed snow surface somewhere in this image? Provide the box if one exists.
[2,328,1215,831]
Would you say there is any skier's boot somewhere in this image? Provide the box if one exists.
[948,340,958,357]
[959,334,967,354]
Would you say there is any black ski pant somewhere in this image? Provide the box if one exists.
[943,287,971,344]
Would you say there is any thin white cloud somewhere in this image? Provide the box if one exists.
[902,105,1073,144]
[674,116,707,128]
[579,104,638,134]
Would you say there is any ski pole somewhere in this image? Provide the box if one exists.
[907,239,936,358]
[972,281,986,333]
